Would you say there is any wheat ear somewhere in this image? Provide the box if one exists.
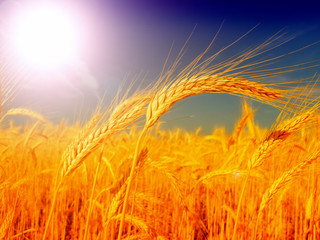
[259,147,320,215]
[146,75,283,129]
[249,110,314,169]
[0,108,46,123]
[253,147,320,239]
[228,112,250,147]
[61,95,151,178]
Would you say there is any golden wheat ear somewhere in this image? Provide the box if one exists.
[258,146,320,215]
[249,110,315,169]
[0,108,47,123]
[61,94,151,179]
[146,76,283,129]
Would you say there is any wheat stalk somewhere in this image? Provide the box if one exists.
[118,75,284,240]
[42,94,151,240]
[106,149,148,224]
[0,209,14,240]
[117,32,318,239]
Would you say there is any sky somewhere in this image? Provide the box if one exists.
[1,0,320,134]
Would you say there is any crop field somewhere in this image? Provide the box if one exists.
[0,35,320,240]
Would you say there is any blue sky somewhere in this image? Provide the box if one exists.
[1,0,320,133]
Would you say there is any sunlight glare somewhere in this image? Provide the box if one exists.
[10,2,82,69]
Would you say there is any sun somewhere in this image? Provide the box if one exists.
[8,2,82,69]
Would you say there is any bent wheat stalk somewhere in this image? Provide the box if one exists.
[118,75,284,240]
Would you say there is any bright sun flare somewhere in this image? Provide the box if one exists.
[9,2,81,69]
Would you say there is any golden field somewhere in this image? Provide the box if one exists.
[0,103,319,240]
[0,36,320,240]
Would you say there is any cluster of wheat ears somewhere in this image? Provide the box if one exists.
[0,33,320,239]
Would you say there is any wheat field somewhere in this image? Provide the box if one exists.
[0,35,320,240]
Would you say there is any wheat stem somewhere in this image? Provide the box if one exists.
[42,181,62,240]
[232,169,250,240]
[117,127,148,240]
[84,147,104,240]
